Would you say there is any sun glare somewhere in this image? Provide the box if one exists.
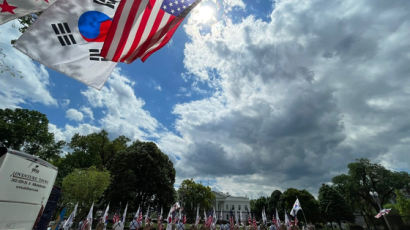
[191,4,216,24]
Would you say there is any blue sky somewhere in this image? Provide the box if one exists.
[1,0,410,198]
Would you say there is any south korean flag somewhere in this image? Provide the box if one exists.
[14,0,119,89]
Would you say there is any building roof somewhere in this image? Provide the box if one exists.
[213,191,250,201]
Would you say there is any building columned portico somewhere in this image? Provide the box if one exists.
[213,191,251,221]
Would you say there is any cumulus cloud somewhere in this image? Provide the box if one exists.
[80,106,94,120]
[49,123,101,142]
[0,21,56,108]
[167,0,410,196]
[81,68,162,141]
[65,108,84,122]
[50,68,165,144]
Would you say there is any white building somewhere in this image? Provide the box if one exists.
[213,191,251,221]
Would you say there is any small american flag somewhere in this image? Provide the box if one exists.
[113,213,120,223]
[81,219,89,230]
[375,209,391,219]
[101,0,201,63]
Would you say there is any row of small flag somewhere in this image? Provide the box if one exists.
[0,0,202,89]
[54,198,304,230]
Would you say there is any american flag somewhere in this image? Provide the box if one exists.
[101,0,201,63]
[375,208,391,219]
[229,215,234,230]
[81,219,89,230]
[113,213,120,223]
[252,217,257,229]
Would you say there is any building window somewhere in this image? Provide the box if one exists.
[232,205,235,210]
[226,204,229,210]
[245,205,248,211]
[227,214,229,220]
[239,205,241,210]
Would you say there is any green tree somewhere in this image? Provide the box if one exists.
[393,190,410,224]
[251,196,268,220]
[105,141,176,210]
[318,184,354,228]
[62,166,111,218]
[69,130,129,169]
[267,190,282,217]
[178,179,215,221]
[0,108,64,161]
[54,131,129,185]
[278,188,321,224]
[332,159,410,229]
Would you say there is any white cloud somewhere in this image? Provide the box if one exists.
[49,123,101,142]
[81,68,161,141]
[0,21,56,109]
[165,0,410,195]
[65,108,84,122]
[80,106,94,120]
[222,0,245,12]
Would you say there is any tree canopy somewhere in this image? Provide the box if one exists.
[332,159,410,228]
[177,179,215,221]
[105,141,176,210]
[54,130,129,185]
[62,166,111,218]
[318,184,354,227]
[0,108,64,161]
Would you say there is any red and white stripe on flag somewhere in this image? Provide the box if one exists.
[101,0,201,63]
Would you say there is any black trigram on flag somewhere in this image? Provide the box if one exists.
[94,0,117,9]
[89,49,108,61]
[51,23,76,46]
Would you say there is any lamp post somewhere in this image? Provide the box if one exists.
[369,191,392,230]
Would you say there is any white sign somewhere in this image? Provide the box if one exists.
[0,150,58,230]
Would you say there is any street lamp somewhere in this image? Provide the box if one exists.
[369,191,392,230]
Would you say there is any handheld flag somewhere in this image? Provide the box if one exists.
[158,207,164,230]
[62,203,78,230]
[82,203,94,230]
[113,213,120,224]
[284,210,290,227]
[375,209,391,219]
[203,210,207,224]
[275,209,281,227]
[101,0,202,63]
[122,203,129,224]
[290,198,302,217]
[135,206,141,218]
[145,206,150,225]
[14,0,119,89]
[195,206,200,226]
[261,208,267,225]
[0,0,56,25]
[102,204,110,224]
[166,206,173,230]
